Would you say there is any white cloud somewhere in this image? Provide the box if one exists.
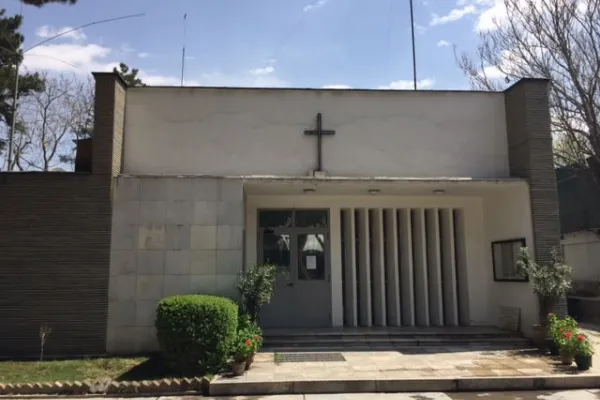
[322,84,352,89]
[414,23,428,34]
[481,65,505,79]
[379,78,435,90]
[137,72,199,86]
[21,39,287,88]
[478,49,517,80]
[430,5,477,26]
[437,40,451,47]
[23,43,114,73]
[476,0,506,31]
[189,70,287,87]
[303,0,328,12]
[250,66,275,76]
[35,25,86,41]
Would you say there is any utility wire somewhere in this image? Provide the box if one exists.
[25,13,145,52]
[250,3,309,87]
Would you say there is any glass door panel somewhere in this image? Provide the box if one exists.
[297,234,326,280]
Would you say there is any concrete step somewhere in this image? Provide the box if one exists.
[264,335,525,344]
[263,330,530,350]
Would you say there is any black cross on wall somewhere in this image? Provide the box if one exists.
[304,113,336,172]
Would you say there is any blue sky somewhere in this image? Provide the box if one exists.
[5,0,506,89]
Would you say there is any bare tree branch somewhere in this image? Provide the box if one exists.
[10,73,93,171]
[457,0,600,179]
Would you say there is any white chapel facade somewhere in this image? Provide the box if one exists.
[99,73,560,353]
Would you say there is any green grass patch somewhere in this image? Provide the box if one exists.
[0,356,202,384]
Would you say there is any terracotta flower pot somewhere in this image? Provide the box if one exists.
[231,360,246,376]
[575,354,593,371]
[245,353,255,370]
[560,349,573,365]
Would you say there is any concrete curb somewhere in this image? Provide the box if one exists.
[0,378,208,396]
[208,374,600,396]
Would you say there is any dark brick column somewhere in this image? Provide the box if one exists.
[504,79,566,319]
[504,78,560,264]
[92,72,127,179]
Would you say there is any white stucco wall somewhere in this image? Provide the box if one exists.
[123,88,509,178]
[482,186,537,336]
[562,231,600,282]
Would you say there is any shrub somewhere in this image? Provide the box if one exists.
[155,294,238,374]
[517,247,572,323]
[238,264,277,323]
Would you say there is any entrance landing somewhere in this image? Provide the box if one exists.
[208,346,600,396]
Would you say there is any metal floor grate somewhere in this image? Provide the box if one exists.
[275,352,346,363]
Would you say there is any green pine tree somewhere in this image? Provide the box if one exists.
[0,9,45,155]
[113,62,146,87]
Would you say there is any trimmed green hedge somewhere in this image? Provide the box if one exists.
[155,294,238,373]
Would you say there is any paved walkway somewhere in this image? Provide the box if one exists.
[72,390,600,399]
[225,346,599,382]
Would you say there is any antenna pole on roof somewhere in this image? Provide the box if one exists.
[409,0,417,90]
[181,13,187,87]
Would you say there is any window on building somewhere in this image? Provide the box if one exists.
[491,238,527,282]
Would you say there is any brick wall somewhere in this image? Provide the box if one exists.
[504,78,565,318]
[0,73,126,357]
[504,79,561,264]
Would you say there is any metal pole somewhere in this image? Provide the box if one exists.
[181,13,187,87]
[7,62,20,171]
[409,0,417,90]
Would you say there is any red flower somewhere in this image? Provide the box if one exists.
[245,339,252,346]
[577,335,586,342]
[564,331,573,339]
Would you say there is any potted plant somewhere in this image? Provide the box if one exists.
[516,248,572,349]
[548,314,577,356]
[547,313,560,355]
[556,330,576,365]
[238,264,277,324]
[237,314,263,370]
[231,334,254,376]
[573,333,595,371]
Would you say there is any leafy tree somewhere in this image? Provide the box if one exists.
[20,0,77,6]
[456,0,600,179]
[0,9,45,159]
[113,62,145,87]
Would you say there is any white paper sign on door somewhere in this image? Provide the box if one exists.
[306,255,317,270]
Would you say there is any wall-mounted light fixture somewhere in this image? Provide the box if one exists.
[368,189,380,195]
[303,188,316,194]
[433,189,446,195]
